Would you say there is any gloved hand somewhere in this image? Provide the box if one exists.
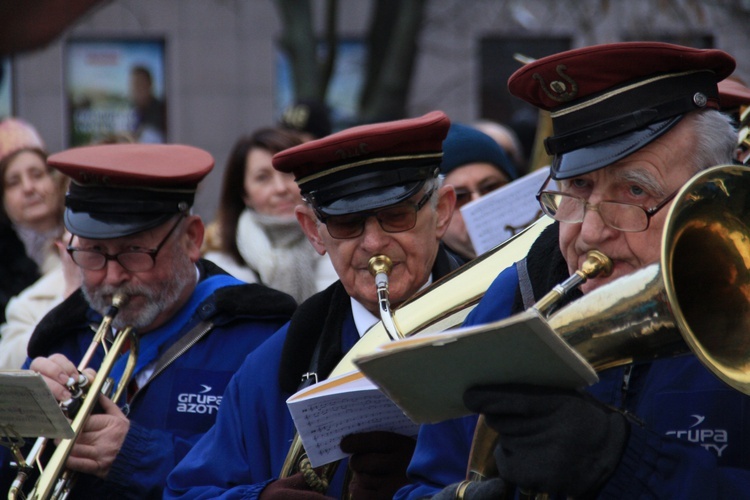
[259,472,334,500]
[464,384,629,499]
[340,431,416,500]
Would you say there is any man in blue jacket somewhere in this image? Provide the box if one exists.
[0,144,296,499]
[165,111,462,499]
[396,42,750,499]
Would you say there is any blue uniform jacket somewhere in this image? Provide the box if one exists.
[0,260,296,500]
[164,282,358,499]
[165,246,463,499]
[397,263,750,499]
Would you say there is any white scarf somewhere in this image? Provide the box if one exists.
[14,223,61,274]
[236,208,319,303]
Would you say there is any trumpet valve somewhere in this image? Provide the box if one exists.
[61,373,87,417]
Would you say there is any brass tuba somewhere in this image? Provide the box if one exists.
[467,164,750,484]
[6,294,139,500]
[278,215,555,493]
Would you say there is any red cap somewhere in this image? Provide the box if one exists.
[508,42,736,179]
[48,144,214,239]
[273,111,450,216]
[49,143,213,188]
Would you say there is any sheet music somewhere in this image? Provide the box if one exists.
[287,371,419,467]
[0,370,73,441]
[462,167,556,255]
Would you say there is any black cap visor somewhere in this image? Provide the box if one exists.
[64,182,193,239]
[65,210,175,239]
[551,116,683,180]
[316,180,425,217]
[302,160,438,217]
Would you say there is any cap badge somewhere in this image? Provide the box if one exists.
[693,92,708,108]
[534,64,578,102]
[335,142,369,160]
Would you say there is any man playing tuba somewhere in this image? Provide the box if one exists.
[0,144,297,499]
[397,42,750,499]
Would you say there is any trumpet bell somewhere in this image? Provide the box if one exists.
[665,164,750,394]
[549,164,750,395]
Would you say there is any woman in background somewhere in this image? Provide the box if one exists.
[203,127,336,302]
[0,118,66,322]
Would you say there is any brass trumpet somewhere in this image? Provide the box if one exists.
[7,294,139,500]
[466,164,750,489]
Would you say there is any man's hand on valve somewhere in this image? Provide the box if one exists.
[29,354,129,479]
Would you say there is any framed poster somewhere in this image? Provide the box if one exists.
[65,38,166,146]
[0,57,12,118]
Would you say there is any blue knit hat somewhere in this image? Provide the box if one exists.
[440,123,518,181]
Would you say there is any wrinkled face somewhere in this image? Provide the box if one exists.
[243,148,303,217]
[442,162,509,259]
[3,151,61,231]
[297,185,455,315]
[76,216,203,332]
[558,118,698,294]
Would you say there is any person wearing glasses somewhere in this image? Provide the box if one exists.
[439,122,518,261]
[397,42,750,500]
[0,144,297,499]
[165,111,461,500]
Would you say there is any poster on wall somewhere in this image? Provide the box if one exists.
[0,57,12,118]
[65,38,166,146]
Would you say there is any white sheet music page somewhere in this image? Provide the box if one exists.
[0,370,73,441]
[286,370,419,467]
[462,167,555,255]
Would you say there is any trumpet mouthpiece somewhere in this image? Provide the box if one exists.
[111,294,128,308]
[368,255,393,277]
[582,250,613,279]
[106,293,129,318]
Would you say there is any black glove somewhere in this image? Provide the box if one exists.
[259,472,334,500]
[340,431,416,500]
[464,384,629,499]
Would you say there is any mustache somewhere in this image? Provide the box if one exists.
[90,282,153,308]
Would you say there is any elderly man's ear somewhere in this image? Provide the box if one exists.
[435,185,457,238]
[296,205,327,255]
[183,215,205,262]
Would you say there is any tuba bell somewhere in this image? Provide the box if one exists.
[6,294,139,500]
[467,164,750,484]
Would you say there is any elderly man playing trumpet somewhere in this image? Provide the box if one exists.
[166,111,462,499]
[0,144,297,499]
[397,42,750,499]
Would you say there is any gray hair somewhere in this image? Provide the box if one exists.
[689,109,737,172]
[427,172,444,209]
